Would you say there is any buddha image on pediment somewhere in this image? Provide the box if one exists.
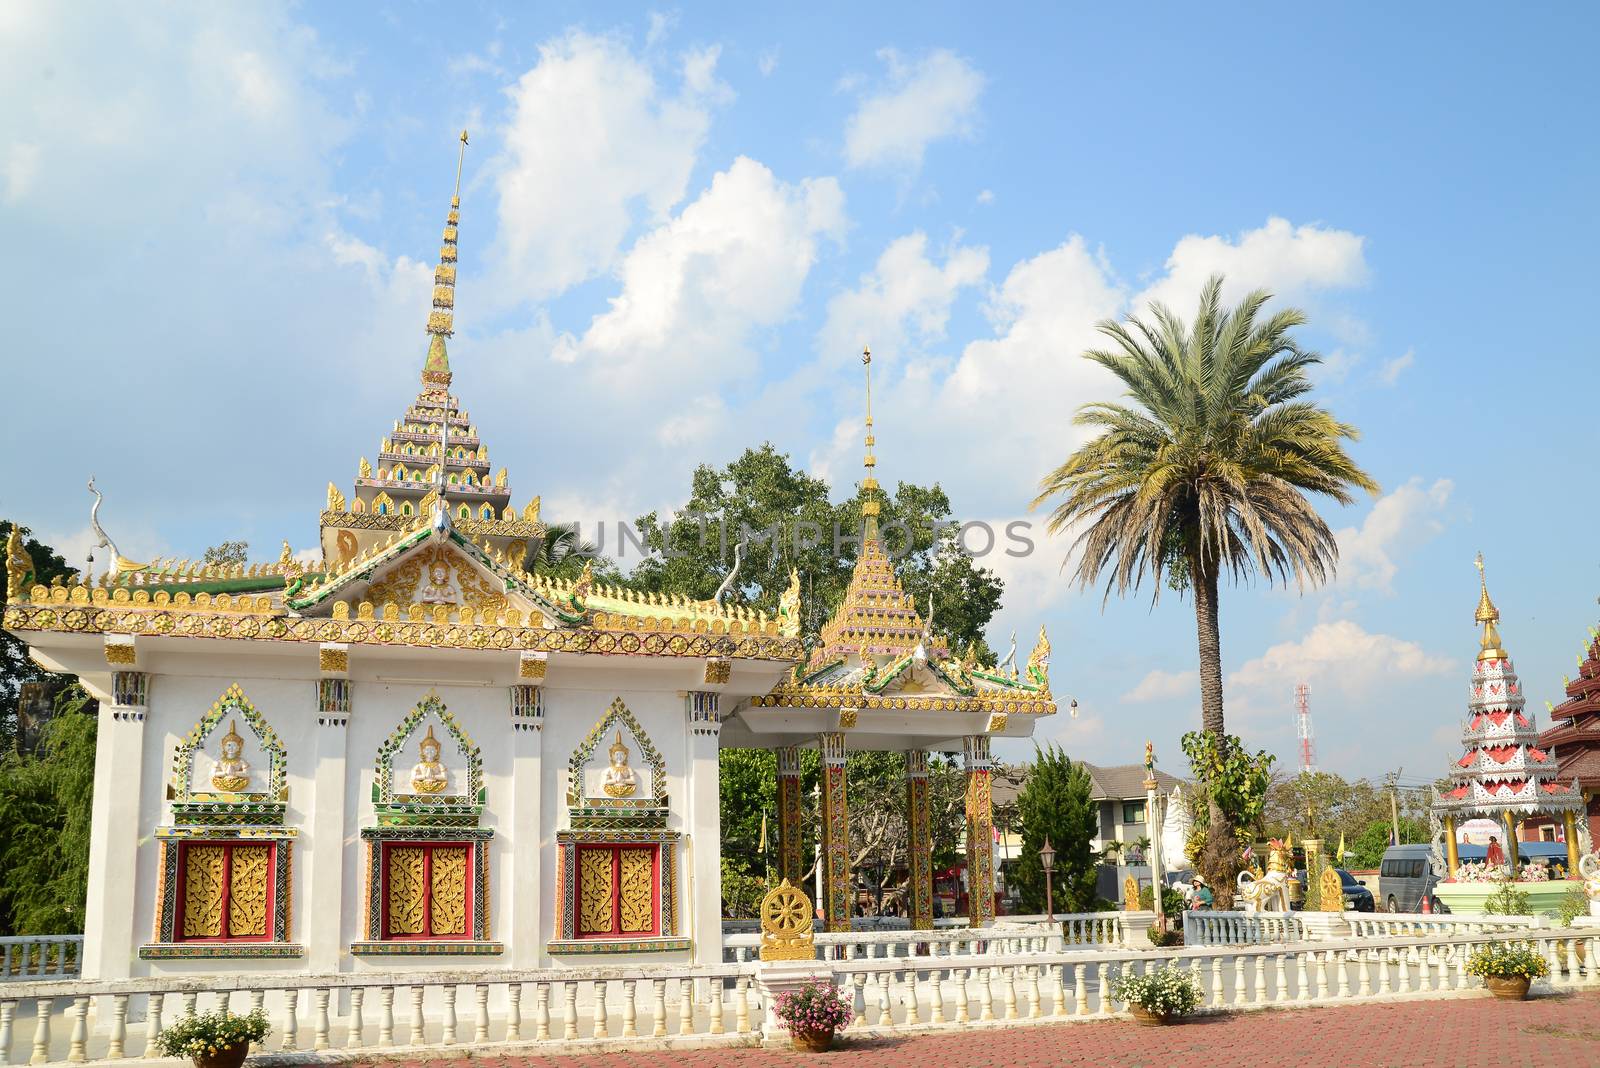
[601,731,638,797]
[209,719,252,792]
[409,724,449,795]
[419,557,459,605]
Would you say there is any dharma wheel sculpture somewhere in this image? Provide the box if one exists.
[759,879,816,962]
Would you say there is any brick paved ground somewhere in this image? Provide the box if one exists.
[371,992,1600,1068]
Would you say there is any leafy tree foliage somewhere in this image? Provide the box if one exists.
[630,444,1003,659]
[1010,745,1099,913]
[1181,730,1274,906]
[0,686,97,933]
[202,541,249,568]
[1,522,75,754]
[1346,815,1429,870]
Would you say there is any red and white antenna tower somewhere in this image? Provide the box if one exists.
[1295,683,1317,773]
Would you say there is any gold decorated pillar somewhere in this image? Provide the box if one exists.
[1503,810,1520,868]
[964,735,996,928]
[905,749,934,930]
[1444,815,1460,875]
[776,747,805,885]
[1565,811,1581,875]
[819,732,851,933]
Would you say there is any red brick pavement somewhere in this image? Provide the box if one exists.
[372,992,1600,1068]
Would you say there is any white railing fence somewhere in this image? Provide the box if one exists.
[1183,911,1305,946]
[723,913,1124,963]
[6,927,1599,1064]
[0,940,81,983]
[1348,914,1543,938]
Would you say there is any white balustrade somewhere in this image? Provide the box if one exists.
[0,942,80,985]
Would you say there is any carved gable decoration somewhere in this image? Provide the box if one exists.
[372,693,484,826]
[172,684,287,814]
[365,544,512,618]
[567,698,666,808]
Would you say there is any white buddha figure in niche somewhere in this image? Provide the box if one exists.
[602,731,638,798]
[210,719,252,792]
[419,558,458,604]
[410,724,449,794]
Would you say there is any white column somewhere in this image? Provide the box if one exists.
[686,690,724,963]
[306,652,351,972]
[82,658,147,980]
[509,674,544,967]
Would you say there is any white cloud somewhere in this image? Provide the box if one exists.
[1123,668,1198,703]
[1379,348,1415,385]
[976,189,994,205]
[843,48,984,171]
[818,231,988,372]
[1134,217,1368,316]
[757,48,779,77]
[1333,477,1454,593]
[492,31,725,297]
[1230,620,1454,695]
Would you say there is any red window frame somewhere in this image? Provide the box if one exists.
[575,844,661,939]
[379,841,475,942]
[173,840,277,943]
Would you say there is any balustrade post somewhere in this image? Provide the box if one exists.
[621,979,637,1038]
[1231,956,1247,1008]
[440,984,458,1045]
[929,969,946,1024]
[1002,965,1019,1021]
[281,989,299,1052]
[563,982,578,1041]
[471,984,488,1044]
[706,980,722,1035]
[1273,955,1288,1004]
[1337,953,1351,999]
[1096,962,1111,1015]
[1209,957,1223,1009]
[377,986,395,1047]
[106,995,128,1060]
[347,987,365,1049]
[66,996,88,1064]
[1253,955,1267,1004]
[1588,938,1600,987]
[593,980,609,1039]
[903,969,920,1025]
[1319,951,1334,1000]
[27,998,49,1066]
[1027,966,1042,1019]
[408,985,425,1047]
[1377,953,1392,996]
[505,983,521,1043]
[677,979,693,1037]
[736,976,751,1033]
[534,983,551,1041]
[1052,964,1068,1017]
[311,987,331,1051]
[651,979,667,1038]
[979,967,995,1021]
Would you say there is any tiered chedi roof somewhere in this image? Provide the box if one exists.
[319,131,542,570]
[759,349,1054,719]
[1436,556,1583,819]
[1537,617,1600,801]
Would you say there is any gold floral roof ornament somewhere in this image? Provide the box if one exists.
[1474,551,1508,662]
[5,526,34,601]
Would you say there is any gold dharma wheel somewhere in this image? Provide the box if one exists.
[762,880,812,938]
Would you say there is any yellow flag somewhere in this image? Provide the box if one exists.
[759,812,769,852]
[1337,832,1347,861]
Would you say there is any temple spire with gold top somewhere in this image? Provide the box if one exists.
[861,346,880,545]
[318,132,541,570]
[1474,551,1508,662]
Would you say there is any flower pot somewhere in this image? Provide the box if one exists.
[1128,1005,1175,1026]
[192,1043,249,1068]
[1484,975,1531,1001]
[790,1029,835,1052]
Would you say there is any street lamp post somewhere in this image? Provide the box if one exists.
[1040,837,1057,922]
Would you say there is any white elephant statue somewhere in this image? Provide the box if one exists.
[1579,853,1600,919]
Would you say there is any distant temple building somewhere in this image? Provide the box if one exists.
[1537,618,1600,828]
[2,135,1056,980]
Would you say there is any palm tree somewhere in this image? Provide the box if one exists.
[1033,275,1377,896]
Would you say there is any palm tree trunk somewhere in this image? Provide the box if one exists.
[1190,549,1239,905]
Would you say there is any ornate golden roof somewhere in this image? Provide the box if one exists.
[1474,552,1508,661]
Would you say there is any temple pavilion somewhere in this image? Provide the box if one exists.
[1432,556,1587,879]
[2,136,1055,981]
[1537,617,1600,828]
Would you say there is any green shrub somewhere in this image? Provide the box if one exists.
[154,1011,270,1060]
[1556,885,1588,927]
[1483,882,1532,916]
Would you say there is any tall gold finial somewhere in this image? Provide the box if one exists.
[423,131,469,388]
[1474,552,1507,661]
[861,345,880,544]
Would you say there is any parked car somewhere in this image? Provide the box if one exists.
[1291,867,1375,912]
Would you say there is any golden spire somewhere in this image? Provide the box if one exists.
[423,130,469,388]
[1474,552,1508,661]
[860,345,880,544]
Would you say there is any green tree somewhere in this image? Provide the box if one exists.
[202,541,250,568]
[1346,815,1429,870]
[1263,771,1393,845]
[631,444,1003,658]
[1010,746,1098,913]
[0,686,97,933]
[1033,276,1378,900]
[2,522,75,753]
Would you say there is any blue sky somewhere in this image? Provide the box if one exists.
[4,3,1599,782]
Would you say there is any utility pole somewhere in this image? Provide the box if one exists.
[1389,767,1403,845]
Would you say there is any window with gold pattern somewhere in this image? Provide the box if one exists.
[379,841,474,940]
[174,841,276,942]
[575,844,659,938]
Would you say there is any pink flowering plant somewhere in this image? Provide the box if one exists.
[154,1009,270,1060]
[773,980,854,1036]
[1517,862,1551,883]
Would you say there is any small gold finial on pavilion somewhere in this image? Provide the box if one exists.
[1474,552,1508,661]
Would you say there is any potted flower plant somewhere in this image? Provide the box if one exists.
[1110,965,1202,1025]
[1465,941,1549,1000]
[155,1009,270,1068]
[773,979,854,1052]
